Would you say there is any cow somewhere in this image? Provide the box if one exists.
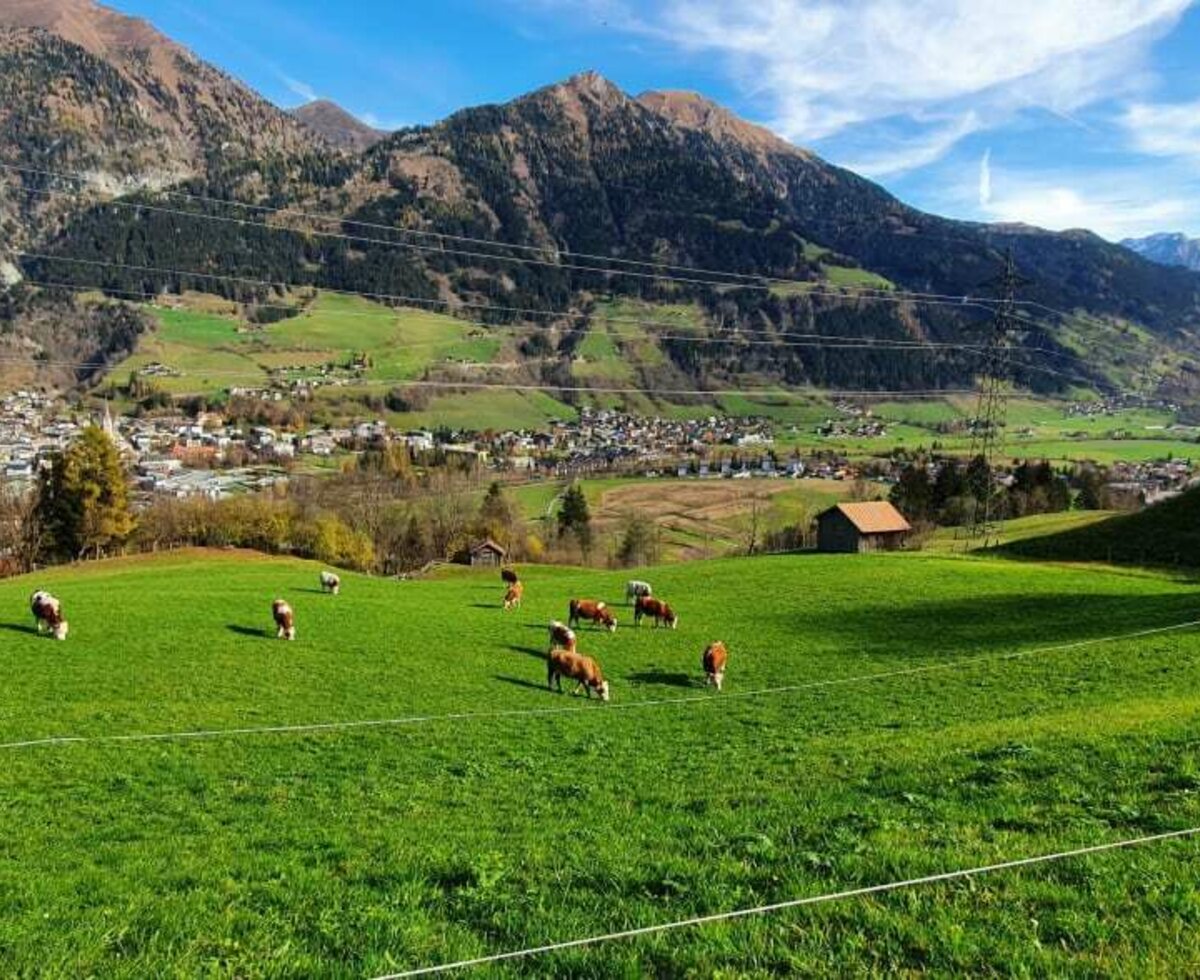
[30,590,68,640]
[319,571,341,595]
[703,641,728,691]
[634,596,678,629]
[501,567,520,586]
[625,579,653,604]
[547,619,577,654]
[503,581,524,611]
[547,648,610,701]
[272,599,296,640]
[568,598,617,633]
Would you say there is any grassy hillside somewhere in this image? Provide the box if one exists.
[1002,485,1200,568]
[2,550,1200,975]
[108,292,506,399]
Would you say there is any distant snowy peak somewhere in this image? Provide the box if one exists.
[1121,233,1200,272]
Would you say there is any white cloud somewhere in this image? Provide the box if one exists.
[524,0,1191,170]
[280,74,319,103]
[843,112,980,177]
[978,148,992,208]
[654,1,1188,140]
[359,112,406,132]
[1122,98,1200,158]
[976,170,1193,240]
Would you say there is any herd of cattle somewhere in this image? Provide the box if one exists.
[27,567,728,700]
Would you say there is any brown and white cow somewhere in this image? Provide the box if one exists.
[703,641,728,691]
[547,619,577,654]
[272,599,295,640]
[547,648,610,701]
[319,571,341,595]
[503,581,524,611]
[568,599,617,633]
[634,596,678,629]
[30,590,68,640]
[501,567,520,586]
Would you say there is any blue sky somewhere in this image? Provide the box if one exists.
[115,0,1200,240]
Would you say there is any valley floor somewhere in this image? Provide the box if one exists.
[1,550,1199,975]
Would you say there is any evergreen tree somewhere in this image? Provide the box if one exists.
[557,483,593,553]
[617,514,659,567]
[37,425,135,561]
[478,481,520,548]
[889,465,934,522]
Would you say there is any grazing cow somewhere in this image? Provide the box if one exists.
[625,579,653,604]
[703,641,728,691]
[547,648,610,701]
[501,567,520,586]
[547,619,577,654]
[272,599,296,640]
[503,581,524,611]
[634,596,679,629]
[319,571,341,595]
[568,598,617,633]
[30,590,68,640]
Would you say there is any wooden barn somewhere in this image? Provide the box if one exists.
[816,501,912,553]
[462,538,507,567]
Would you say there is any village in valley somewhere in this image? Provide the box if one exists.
[4,389,1196,510]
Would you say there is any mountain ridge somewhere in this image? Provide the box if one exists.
[290,99,385,152]
[1122,232,1200,272]
[1,5,1198,404]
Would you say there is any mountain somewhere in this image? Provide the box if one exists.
[290,99,384,152]
[1,7,1198,405]
[0,0,321,239]
[1121,233,1200,272]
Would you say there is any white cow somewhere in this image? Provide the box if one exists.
[320,571,341,595]
[625,580,653,604]
[30,590,69,640]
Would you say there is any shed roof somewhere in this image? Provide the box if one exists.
[470,538,507,556]
[825,501,912,534]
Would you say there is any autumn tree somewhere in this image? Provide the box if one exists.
[36,425,136,561]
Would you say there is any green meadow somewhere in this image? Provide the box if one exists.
[2,550,1199,975]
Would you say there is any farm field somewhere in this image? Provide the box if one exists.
[2,550,1200,975]
[508,477,849,560]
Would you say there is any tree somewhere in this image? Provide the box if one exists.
[617,514,659,567]
[0,482,44,574]
[478,481,521,549]
[557,483,592,556]
[890,465,934,523]
[36,425,135,561]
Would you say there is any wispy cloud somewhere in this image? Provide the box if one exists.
[843,112,980,178]
[1122,98,1200,158]
[973,167,1193,240]
[978,148,992,208]
[280,74,319,103]
[521,0,1190,172]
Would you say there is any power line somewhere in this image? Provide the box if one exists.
[2,161,1000,301]
[16,278,997,357]
[13,180,978,301]
[13,253,1109,390]
[373,826,1200,977]
[6,162,1176,367]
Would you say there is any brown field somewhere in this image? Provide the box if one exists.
[591,478,850,559]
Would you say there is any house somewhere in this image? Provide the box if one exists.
[816,501,912,553]
[461,539,506,567]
